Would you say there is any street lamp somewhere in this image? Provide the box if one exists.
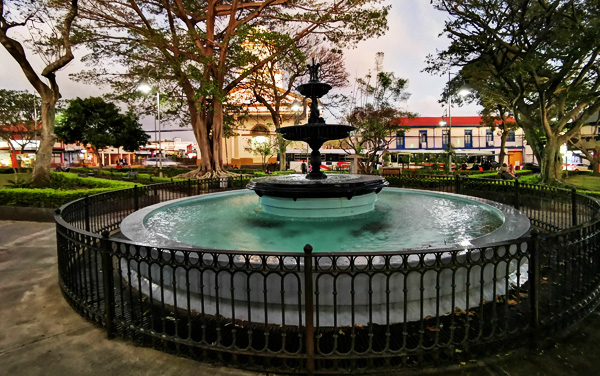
[138,79,163,177]
[440,72,470,173]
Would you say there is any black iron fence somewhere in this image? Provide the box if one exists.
[55,175,600,374]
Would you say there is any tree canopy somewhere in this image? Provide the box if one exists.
[75,0,390,178]
[0,0,79,184]
[427,0,600,183]
[342,53,416,174]
[0,89,41,172]
[55,97,149,167]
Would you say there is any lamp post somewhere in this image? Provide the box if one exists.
[138,80,163,177]
[440,72,470,173]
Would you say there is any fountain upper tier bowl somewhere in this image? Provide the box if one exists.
[276,123,356,144]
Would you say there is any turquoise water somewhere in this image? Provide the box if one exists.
[140,189,504,253]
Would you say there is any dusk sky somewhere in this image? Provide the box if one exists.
[0,1,481,142]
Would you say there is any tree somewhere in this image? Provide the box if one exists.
[480,105,519,169]
[55,97,149,167]
[244,136,277,172]
[243,37,349,171]
[0,89,41,173]
[0,0,79,184]
[444,68,519,167]
[428,0,600,184]
[342,53,415,174]
[76,0,390,178]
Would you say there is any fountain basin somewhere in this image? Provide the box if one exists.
[119,188,530,326]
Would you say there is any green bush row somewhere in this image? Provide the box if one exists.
[0,167,33,174]
[0,172,137,208]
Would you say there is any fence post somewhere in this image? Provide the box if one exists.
[100,230,116,339]
[133,185,139,211]
[304,244,315,375]
[528,230,540,348]
[514,179,520,210]
[455,175,461,195]
[572,188,578,227]
[84,194,91,232]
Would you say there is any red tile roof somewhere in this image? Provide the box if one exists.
[393,116,515,126]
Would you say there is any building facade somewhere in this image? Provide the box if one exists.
[387,116,534,168]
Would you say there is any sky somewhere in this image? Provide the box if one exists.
[0,1,481,142]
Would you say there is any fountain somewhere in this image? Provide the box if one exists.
[247,57,388,218]
[120,59,530,326]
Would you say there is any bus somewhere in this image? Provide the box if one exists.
[385,150,497,170]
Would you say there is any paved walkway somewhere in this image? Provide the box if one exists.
[1,220,599,376]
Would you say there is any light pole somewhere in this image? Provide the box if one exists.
[138,80,163,177]
[440,72,470,173]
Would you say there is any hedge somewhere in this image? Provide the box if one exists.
[0,167,33,174]
[0,172,137,208]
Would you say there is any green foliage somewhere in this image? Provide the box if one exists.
[343,54,416,174]
[253,170,295,177]
[0,89,40,128]
[6,177,31,188]
[73,0,391,176]
[56,97,149,154]
[0,173,136,207]
[0,168,32,174]
[428,0,600,184]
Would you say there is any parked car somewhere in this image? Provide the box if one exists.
[522,163,540,173]
[142,157,179,167]
[564,163,590,172]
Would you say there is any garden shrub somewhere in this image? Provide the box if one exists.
[0,172,137,208]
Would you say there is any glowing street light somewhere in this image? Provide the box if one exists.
[138,79,162,177]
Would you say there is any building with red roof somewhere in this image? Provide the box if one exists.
[386,116,533,168]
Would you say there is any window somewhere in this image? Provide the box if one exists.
[464,130,473,148]
[419,130,428,148]
[396,131,405,149]
[442,130,449,148]
[486,129,494,146]
[507,130,516,142]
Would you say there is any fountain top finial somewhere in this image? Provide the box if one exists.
[307,56,321,82]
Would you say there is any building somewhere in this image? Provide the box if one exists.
[386,116,534,168]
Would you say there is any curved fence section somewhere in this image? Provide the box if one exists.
[55,176,600,374]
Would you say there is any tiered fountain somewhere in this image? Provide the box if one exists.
[248,58,388,217]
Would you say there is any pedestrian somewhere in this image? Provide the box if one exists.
[301,161,307,174]
[498,163,513,180]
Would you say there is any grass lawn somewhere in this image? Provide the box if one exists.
[564,174,600,191]
[0,173,30,188]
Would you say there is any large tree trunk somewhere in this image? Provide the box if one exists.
[212,100,224,172]
[540,139,563,184]
[178,99,234,179]
[31,99,56,184]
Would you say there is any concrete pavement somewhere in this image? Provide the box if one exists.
[1,220,599,376]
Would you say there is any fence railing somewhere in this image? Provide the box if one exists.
[55,175,600,374]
